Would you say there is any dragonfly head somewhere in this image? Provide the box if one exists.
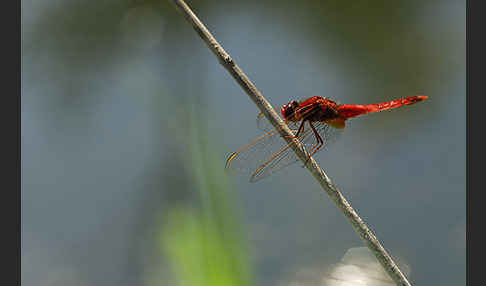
[281,100,299,121]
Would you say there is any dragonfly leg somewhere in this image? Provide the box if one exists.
[284,120,306,139]
[303,121,323,165]
[308,121,323,156]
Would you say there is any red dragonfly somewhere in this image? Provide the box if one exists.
[225,95,428,182]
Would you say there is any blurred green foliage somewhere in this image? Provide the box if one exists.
[159,107,253,286]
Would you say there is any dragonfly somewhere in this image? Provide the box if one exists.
[225,95,428,182]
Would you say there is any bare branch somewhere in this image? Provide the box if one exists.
[170,1,412,285]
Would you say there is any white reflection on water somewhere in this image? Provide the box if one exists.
[280,247,410,286]
[323,247,410,286]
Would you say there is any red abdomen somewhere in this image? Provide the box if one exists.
[337,95,427,120]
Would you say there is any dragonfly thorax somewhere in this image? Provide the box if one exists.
[282,96,341,123]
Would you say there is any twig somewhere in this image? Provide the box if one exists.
[170,1,412,285]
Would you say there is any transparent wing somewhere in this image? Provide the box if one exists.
[225,128,298,182]
[249,121,340,182]
[226,120,342,182]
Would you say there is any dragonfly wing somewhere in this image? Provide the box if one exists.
[249,141,299,182]
[225,127,312,183]
[228,111,343,182]
[225,129,289,179]
[249,121,343,182]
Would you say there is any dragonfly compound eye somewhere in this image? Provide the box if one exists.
[281,101,299,120]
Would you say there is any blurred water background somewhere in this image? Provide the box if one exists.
[22,0,465,285]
